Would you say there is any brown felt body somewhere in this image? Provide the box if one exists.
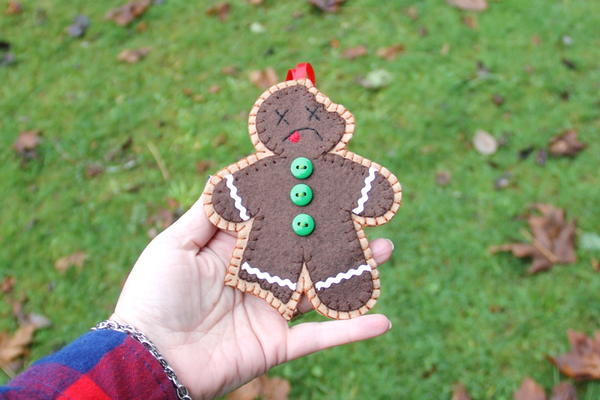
[203,79,402,320]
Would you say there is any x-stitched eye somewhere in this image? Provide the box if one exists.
[306,105,320,121]
[275,109,289,126]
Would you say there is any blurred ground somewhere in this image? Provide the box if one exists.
[1,0,600,398]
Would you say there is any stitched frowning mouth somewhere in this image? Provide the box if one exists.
[283,127,323,142]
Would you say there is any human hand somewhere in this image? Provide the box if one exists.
[111,195,394,399]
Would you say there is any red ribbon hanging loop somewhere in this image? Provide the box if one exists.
[286,62,316,85]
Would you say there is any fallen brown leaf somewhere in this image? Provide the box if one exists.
[405,6,418,20]
[221,65,238,75]
[135,21,148,32]
[85,163,105,178]
[435,171,452,186]
[309,0,346,13]
[549,330,600,380]
[490,204,576,274]
[342,45,367,60]
[249,68,278,89]
[593,258,600,272]
[209,85,221,94]
[376,44,405,61]
[0,323,36,369]
[514,377,546,400]
[196,160,213,173]
[226,375,290,400]
[206,2,231,21]
[14,130,41,161]
[106,0,151,26]
[549,382,577,400]
[452,382,472,400]
[54,251,88,272]
[118,47,151,63]
[462,15,478,29]
[6,1,23,15]
[1,276,16,294]
[492,93,505,106]
[548,130,586,157]
[447,0,487,11]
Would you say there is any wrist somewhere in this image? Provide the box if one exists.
[94,318,191,400]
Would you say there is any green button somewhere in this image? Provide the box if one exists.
[290,184,313,206]
[290,157,313,179]
[292,213,315,236]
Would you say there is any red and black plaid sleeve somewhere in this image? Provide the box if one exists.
[0,329,177,399]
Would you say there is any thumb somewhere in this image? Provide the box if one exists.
[285,314,391,361]
[160,192,217,250]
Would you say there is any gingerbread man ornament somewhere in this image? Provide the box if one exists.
[203,64,402,320]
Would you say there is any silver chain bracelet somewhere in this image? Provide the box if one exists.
[93,320,192,400]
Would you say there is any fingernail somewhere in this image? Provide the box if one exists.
[386,239,395,251]
[388,320,393,330]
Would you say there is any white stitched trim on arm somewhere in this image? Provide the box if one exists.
[315,264,371,290]
[241,262,297,290]
[225,174,250,221]
[352,167,377,215]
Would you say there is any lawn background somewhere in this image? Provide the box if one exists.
[1,0,599,398]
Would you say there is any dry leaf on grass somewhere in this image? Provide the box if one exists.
[376,44,405,60]
[462,15,478,29]
[106,0,151,26]
[435,171,452,186]
[452,382,472,400]
[85,163,105,178]
[447,0,487,11]
[221,65,238,75]
[308,0,346,13]
[490,204,576,274]
[1,276,16,294]
[249,68,278,89]
[196,160,213,173]
[342,45,367,60]
[226,375,290,400]
[118,47,151,63]
[14,130,42,161]
[514,377,546,400]
[0,323,36,369]
[549,330,600,380]
[54,251,88,272]
[6,1,23,15]
[550,382,577,400]
[548,130,586,157]
[206,2,231,21]
[146,200,183,238]
[473,129,498,155]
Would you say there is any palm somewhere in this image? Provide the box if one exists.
[113,197,392,399]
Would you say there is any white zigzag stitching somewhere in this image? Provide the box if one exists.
[225,175,250,221]
[315,264,371,290]
[241,262,297,290]
[352,167,378,215]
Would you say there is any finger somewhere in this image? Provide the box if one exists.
[295,238,394,314]
[370,238,394,265]
[160,194,217,249]
[286,314,391,361]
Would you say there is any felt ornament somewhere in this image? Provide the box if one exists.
[203,63,402,320]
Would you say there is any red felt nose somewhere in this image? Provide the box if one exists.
[289,131,301,143]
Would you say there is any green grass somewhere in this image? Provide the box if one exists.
[1,0,600,398]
